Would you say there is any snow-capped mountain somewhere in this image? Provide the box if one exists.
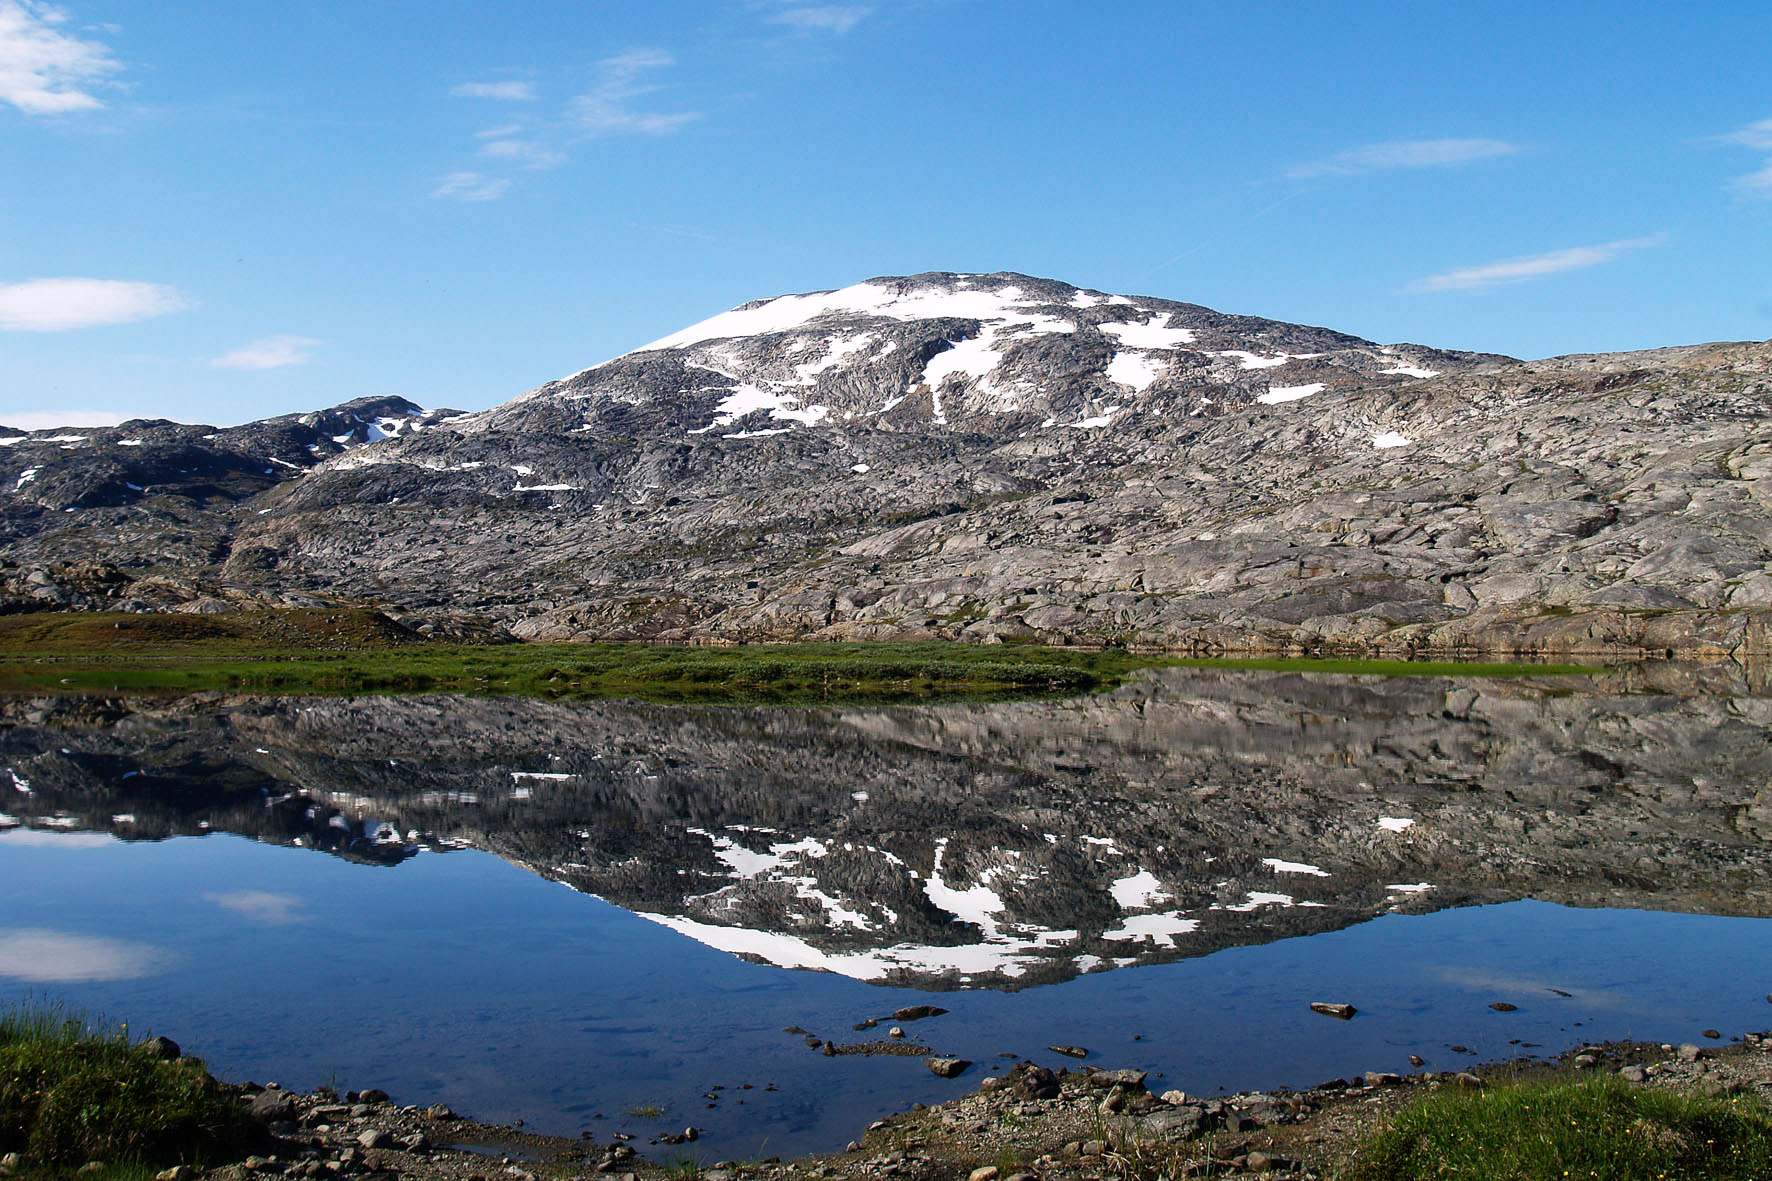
[4,271,1772,657]
[468,271,1488,438]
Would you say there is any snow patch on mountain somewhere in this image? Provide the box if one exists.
[793,334,876,383]
[1099,314,1196,350]
[638,279,1079,353]
[1215,350,1321,370]
[1257,383,1326,404]
[1105,351,1166,391]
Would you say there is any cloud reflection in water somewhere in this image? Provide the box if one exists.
[203,890,309,926]
[0,928,171,982]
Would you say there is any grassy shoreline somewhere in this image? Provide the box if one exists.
[0,610,1600,703]
[7,1000,1772,1181]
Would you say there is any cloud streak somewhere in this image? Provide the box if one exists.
[1287,137,1520,179]
[770,5,872,34]
[570,48,700,136]
[451,79,536,101]
[1413,235,1667,292]
[432,170,511,202]
[436,48,699,200]
[0,0,119,114]
[1714,116,1772,196]
[211,334,321,370]
[478,136,565,169]
[0,277,189,331]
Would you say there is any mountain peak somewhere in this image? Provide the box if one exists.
[486,270,1488,440]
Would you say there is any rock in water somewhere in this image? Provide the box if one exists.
[927,1057,971,1078]
[1310,1002,1356,1020]
[1088,1068,1148,1090]
[142,1035,181,1059]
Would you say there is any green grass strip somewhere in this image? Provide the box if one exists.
[1349,1075,1772,1180]
[0,611,1603,703]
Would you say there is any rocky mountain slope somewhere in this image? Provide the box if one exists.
[4,272,1772,654]
[4,666,1770,990]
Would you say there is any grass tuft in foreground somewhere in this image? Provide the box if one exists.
[1348,1075,1772,1180]
[0,1002,257,1174]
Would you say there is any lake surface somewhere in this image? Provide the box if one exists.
[4,664,1772,1158]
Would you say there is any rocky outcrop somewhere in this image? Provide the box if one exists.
[5,665,1770,989]
[4,273,1772,654]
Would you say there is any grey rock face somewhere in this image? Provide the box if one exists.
[4,664,1771,990]
[4,271,1772,654]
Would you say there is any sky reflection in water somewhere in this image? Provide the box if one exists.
[3,826,1769,1159]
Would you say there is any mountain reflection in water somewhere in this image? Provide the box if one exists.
[5,663,1771,991]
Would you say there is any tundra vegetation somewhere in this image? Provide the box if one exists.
[0,610,1595,703]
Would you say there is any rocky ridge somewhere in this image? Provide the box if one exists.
[4,272,1772,654]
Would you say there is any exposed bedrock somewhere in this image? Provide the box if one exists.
[4,273,1772,655]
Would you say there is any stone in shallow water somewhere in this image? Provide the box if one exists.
[1089,1068,1147,1089]
[143,1034,181,1059]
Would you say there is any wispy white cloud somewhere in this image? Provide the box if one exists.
[478,136,565,169]
[1736,162,1772,195]
[0,277,189,331]
[0,0,119,114]
[1413,234,1667,293]
[435,47,697,200]
[1,408,124,429]
[432,170,511,202]
[451,79,536,101]
[1715,117,1772,152]
[1287,137,1521,180]
[570,48,700,136]
[211,334,321,370]
[1713,116,1772,196]
[770,5,872,34]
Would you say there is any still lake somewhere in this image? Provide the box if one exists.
[4,665,1772,1158]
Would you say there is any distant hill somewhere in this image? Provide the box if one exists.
[4,271,1771,657]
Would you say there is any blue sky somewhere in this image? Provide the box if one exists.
[3,0,1769,428]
